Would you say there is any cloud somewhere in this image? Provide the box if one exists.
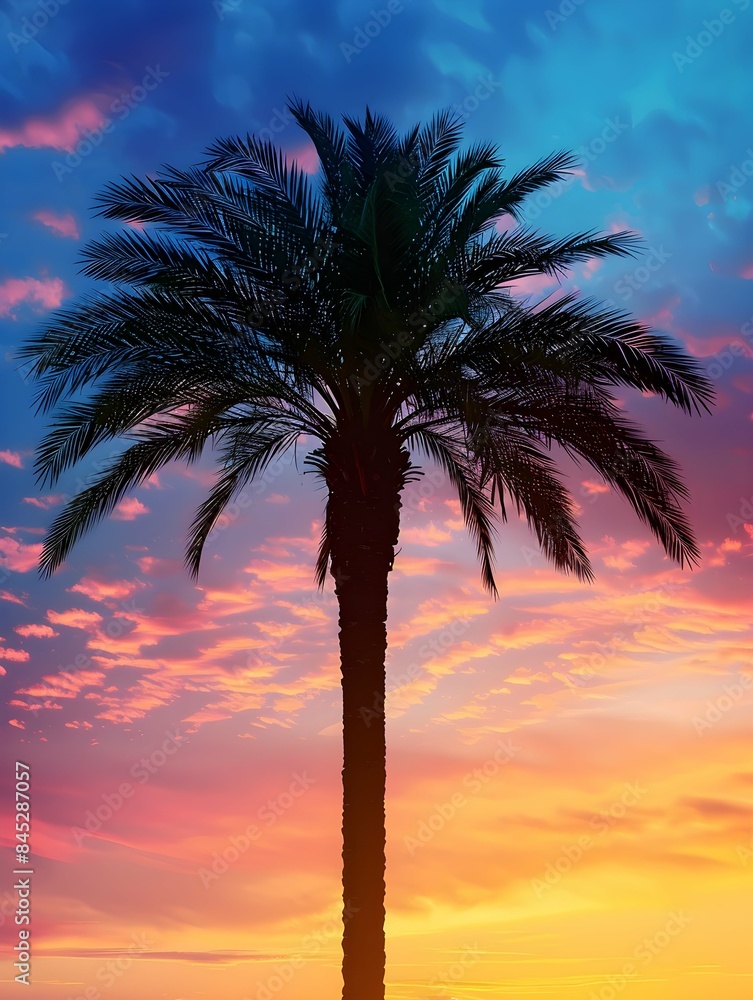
[509,272,562,298]
[401,522,454,546]
[135,556,182,577]
[680,796,753,819]
[32,210,80,239]
[46,608,103,630]
[17,668,106,700]
[581,480,610,497]
[36,947,280,963]
[0,450,23,468]
[14,624,59,638]
[22,494,65,509]
[0,646,30,662]
[0,536,44,572]
[243,559,316,593]
[112,498,149,520]
[0,97,108,154]
[0,277,67,318]
[0,591,26,606]
[286,141,319,174]
[595,536,652,571]
[69,577,145,602]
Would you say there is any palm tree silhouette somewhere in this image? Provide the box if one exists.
[21,102,713,1000]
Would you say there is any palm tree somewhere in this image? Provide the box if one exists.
[21,102,713,1000]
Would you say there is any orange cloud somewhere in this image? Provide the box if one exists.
[46,608,103,630]
[17,668,106,700]
[69,577,145,602]
[0,536,44,572]
[244,559,315,593]
[135,556,183,577]
[0,591,26,606]
[401,522,454,546]
[14,624,59,638]
[393,555,458,578]
[595,536,652,571]
[0,645,29,662]
[581,479,610,496]
[719,538,742,553]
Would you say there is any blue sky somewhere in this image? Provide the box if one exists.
[2,3,753,998]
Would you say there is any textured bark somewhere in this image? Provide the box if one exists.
[325,423,409,1000]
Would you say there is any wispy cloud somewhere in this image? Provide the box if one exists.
[31,210,80,239]
[0,450,23,469]
[0,277,66,318]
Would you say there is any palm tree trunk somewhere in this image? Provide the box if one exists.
[327,434,408,1000]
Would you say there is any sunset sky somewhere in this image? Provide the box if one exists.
[1,1,753,997]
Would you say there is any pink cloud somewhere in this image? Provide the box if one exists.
[8,698,60,712]
[46,608,103,630]
[14,624,59,639]
[69,577,144,602]
[32,210,80,239]
[22,495,64,509]
[0,450,23,468]
[265,493,291,505]
[596,536,652,571]
[0,646,30,662]
[0,591,26,606]
[9,719,24,729]
[0,536,43,572]
[135,556,182,577]
[509,272,561,297]
[0,97,107,154]
[402,522,454,547]
[0,277,66,319]
[286,141,319,175]
[18,668,105,700]
[581,257,603,279]
[581,480,610,497]
[243,559,314,593]
[112,498,149,520]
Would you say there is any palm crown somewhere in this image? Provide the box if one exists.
[21,101,713,589]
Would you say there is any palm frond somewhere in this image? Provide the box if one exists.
[405,426,499,596]
[185,428,299,577]
[21,104,710,587]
